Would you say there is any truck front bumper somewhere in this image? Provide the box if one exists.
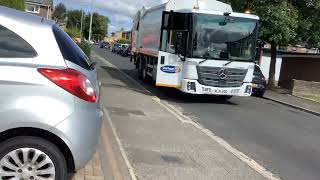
[179,79,252,97]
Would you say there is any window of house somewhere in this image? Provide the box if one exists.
[26,4,40,14]
[0,25,37,58]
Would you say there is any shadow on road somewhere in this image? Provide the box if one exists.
[112,68,238,106]
[99,66,153,96]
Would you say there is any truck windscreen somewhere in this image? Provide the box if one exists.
[192,14,258,62]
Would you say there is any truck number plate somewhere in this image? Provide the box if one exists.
[202,87,240,95]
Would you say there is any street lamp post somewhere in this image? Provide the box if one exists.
[80,9,84,39]
[76,22,79,30]
[88,0,94,42]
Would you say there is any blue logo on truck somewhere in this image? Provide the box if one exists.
[160,65,180,74]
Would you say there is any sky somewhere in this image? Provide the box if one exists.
[53,0,165,34]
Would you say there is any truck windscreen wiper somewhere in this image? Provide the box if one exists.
[223,59,234,66]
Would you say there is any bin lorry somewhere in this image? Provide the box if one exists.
[131,0,260,99]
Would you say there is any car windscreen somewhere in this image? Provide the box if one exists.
[254,65,263,76]
[52,25,91,70]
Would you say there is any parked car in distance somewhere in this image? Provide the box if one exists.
[112,43,121,53]
[0,6,103,179]
[252,65,267,97]
[100,41,107,48]
[119,44,129,55]
[121,45,132,57]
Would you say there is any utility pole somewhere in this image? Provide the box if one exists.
[80,9,84,39]
[88,0,94,41]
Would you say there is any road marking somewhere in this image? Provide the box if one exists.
[93,53,138,180]
[103,108,138,180]
[93,52,281,180]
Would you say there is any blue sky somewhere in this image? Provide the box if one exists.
[53,0,163,34]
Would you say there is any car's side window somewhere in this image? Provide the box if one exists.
[0,25,37,58]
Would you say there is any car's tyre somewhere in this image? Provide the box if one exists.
[256,91,265,98]
[0,136,67,180]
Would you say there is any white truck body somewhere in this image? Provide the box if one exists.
[132,0,259,97]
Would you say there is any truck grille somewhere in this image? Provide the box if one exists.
[197,66,248,87]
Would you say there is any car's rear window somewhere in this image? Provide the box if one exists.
[52,25,91,70]
[0,25,37,58]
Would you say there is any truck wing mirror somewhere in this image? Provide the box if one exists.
[257,39,265,48]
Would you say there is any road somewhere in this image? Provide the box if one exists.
[94,46,320,180]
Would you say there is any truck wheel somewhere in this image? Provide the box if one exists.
[141,59,148,81]
[0,136,67,180]
[218,95,233,101]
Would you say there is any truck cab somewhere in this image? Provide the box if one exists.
[132,0,259,97]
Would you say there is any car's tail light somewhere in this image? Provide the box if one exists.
[38,68,96,103]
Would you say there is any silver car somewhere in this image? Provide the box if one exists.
[0,6,103,179]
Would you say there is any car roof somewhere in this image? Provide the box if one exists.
[0,6,55,28]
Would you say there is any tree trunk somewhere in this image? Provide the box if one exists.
[268,42,277,88]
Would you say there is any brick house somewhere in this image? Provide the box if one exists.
[25,0,53,19]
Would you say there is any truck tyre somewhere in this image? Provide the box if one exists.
[0,136,67,180]
[141,57,149,81]
[218,95,233,101]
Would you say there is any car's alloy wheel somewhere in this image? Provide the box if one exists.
[0,148,55,179]
[0,136,67,180]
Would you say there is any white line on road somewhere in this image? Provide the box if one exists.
[93,52,281,180]
[94,53,137,180]
[103,107,138,180]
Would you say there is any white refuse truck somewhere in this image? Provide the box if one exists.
[131,0,260,99]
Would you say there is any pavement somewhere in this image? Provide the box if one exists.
[93,51,270,180]
[264,90,320,116]
[72,152,104,180]
[92,46,320,180]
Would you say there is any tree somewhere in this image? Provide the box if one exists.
[293,0,320,48]
[118,38,130,44]
[83,13,110,40]
[66,10,82,29]
[52,3,67,22]
[224,0,301,87]
[0,0,25,11]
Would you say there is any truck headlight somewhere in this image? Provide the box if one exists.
[245,85,252,94]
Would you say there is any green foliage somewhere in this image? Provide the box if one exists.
[293,0,320,47]
[66,10,82,29]
[223,0,320,47]
[255,1,299,46]
[221,0,320,86]
[66,28,81,38]
[83,13,110,41]
[77,41,91,57]
[52,3,67,22]
[0,0,25,11]
[118,38,130,44]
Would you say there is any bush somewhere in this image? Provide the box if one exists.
[78,41,91,58]
[0,0,25,11]
[66,28,81,38]
[118,38,130,44]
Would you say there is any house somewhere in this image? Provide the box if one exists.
[25,0,53,19]
[110,30,132,43]
[122,31,132,41]
[257,48,320,89]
